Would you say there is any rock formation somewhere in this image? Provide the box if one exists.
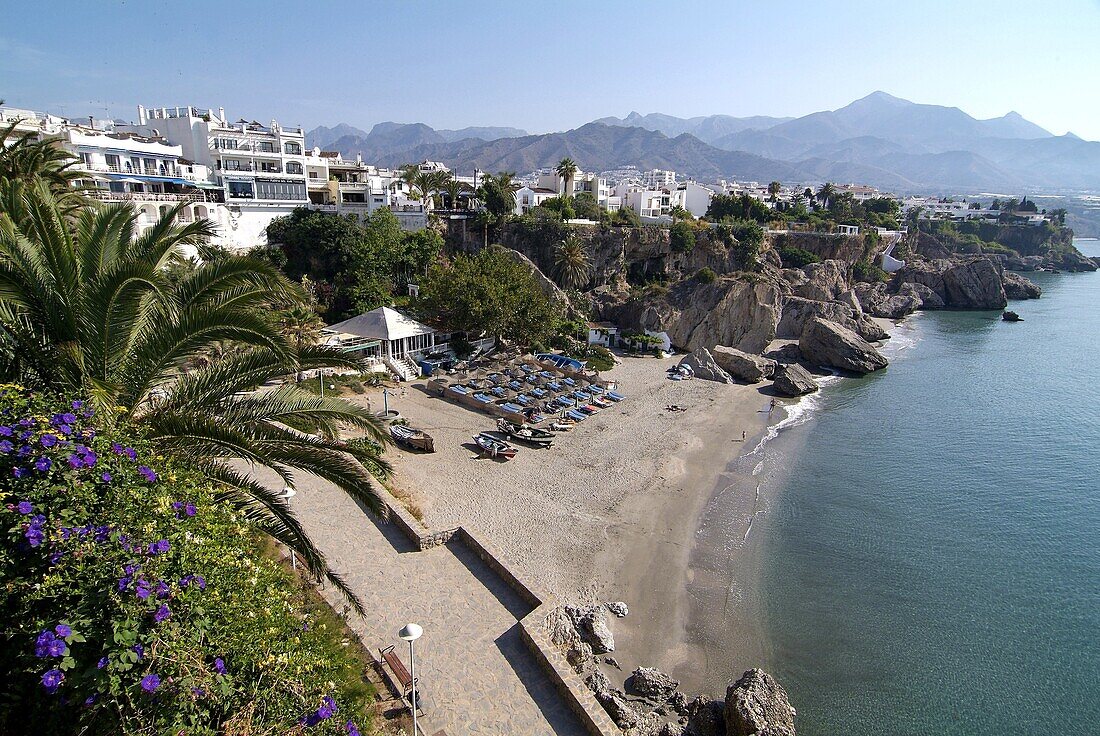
[895,256,1007,309]
[724,669,797,736]
[712,346,777,383]
[494,245,573,312]
[1002,271,1042,300]
[679,348,735,384]
[630,667,680,700]
[787,259,849,302]
[771,363,818,396]
[799,318,888,374]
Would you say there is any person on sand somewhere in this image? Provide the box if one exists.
[742,430,747,441]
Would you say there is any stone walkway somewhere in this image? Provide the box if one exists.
[286,472,589,736]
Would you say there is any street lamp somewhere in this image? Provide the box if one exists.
[398,623,423,735]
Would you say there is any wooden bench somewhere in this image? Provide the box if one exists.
[378,645,420,708]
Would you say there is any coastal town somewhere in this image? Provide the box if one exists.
[6,0,1100,728]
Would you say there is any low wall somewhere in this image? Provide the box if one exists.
[376,495,619,735]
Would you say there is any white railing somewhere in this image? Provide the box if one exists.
[90,191,207,203]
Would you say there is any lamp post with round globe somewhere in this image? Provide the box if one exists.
[398,623,423,735]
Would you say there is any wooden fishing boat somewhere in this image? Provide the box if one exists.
[474,432,518,459]
[496,419,554,447]
[389,424,435,452]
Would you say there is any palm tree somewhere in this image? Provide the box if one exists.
[279,304,326,382]
[817,182,836,211]
[555,158,578,198]
[803,187,815,209]
[552,236,592,291]
[767,181,781,203]
[442,177,472,211]
[0,120,88,211]
[0,181,389,613]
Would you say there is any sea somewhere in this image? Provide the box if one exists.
[698,239,1100,735]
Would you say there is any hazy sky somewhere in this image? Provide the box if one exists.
[3,0,1099,139]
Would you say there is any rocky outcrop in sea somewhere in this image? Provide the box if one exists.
[547,603,798,736]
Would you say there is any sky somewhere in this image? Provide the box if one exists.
[2,0,1100,140]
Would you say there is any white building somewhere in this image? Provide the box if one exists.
[118,105,309,250]
[323,306,439,381]
[615,182,671,220]
[513,186,560,215]
[640,169,677,188]
[671,181,715,218]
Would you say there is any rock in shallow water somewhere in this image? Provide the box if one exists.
[799,317,888,374]
[1002,270,1042,300]
[630,666,680,699]
[724,668,797,736]
[772,363,818,397]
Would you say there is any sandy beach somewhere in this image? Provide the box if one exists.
[349,353,779,693]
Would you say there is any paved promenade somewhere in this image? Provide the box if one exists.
[286,472,588,735]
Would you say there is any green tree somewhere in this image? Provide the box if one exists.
[476,171,520,247]
[278,303,326,382]
[817,182,836,210]
[767,181,781,203]
[417,246,559,345]
[572,192,603,220]
[552,236,592,290]
[669,220,697,253]
[611,206,641,227]
[555,157,578,197]
[0,120,88,212]
[0,183,388,611]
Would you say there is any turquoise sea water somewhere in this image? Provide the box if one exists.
[756,241,1100,735]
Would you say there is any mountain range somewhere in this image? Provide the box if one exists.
[307,92,1100,193]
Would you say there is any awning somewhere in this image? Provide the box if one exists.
[114,177,144,184]
[183,181,223,190]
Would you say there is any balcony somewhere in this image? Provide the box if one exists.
[90,191,208,203]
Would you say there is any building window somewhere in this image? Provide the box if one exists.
[105,154,120,171]
[286,162,303,175]
[227,181,255,199]
[255,180,305,201]
[258,142,276,153]
[80,152,93,168]
[284,142,302,155]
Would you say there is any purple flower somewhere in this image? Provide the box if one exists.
[155,580,169,599]
[153,604,171,623]
[68,454,84,469]
[34,456,51,472]
[84,693,97,706]
[213,657,225,674]
[0,440,12,453]
[35,631,56,657]
[94,526,110,543]
[13,466,26,478]
[48,551,63,565]
[47,638,67,657]
[140,674,160,692]
[17,501,32,514]
[0,425,11,436]
[54,624,72,638]
[132,644,144,660]
[41,669,64,694]
[58,424,72,436]
[124,447,137,461]
[101,472,112,483]
[97,656,108,669]
[154,539,169,554]
[61,412,77,425]
[192,687,205,697]
[134,580,151,600]
[40,434,58,448]
[82,450,97,467]
[111,442,124,455]
[347,722,361,736]
[25,525,44,547]
[138,466,157,482]
[185,502,196,517]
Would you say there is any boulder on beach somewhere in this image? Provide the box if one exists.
[724,668,797,736]
[799,318,888,374]
[594,688,642,730]
[765,344,804,366]
[630,666,680,700]
[606,601,629,618]
[713,345,777,383]
[567,604,616,654]
[679,347,734,384]
[772,363,818,397]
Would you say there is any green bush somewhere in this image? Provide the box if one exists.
[693,267,718,284]
[585,346,616,372]
[777,246,821,268]
[669,221,697,253]
[0,386,372,735]
[852,260,889,283]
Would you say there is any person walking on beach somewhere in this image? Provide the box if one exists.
[742,430,747,441]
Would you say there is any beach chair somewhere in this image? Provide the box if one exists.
[606,391,625,401]
[490,386,507,398]
[566,409,587,421]
[473,393,492,404]
[547,381,562,391]
[563,377,577,387]
[508,380,523,391]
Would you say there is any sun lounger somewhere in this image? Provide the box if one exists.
[606,391,625,401]
[448,385,471,395]
[547,381,562,391]
[490,386,507,397]
[501,402,524,413]
[566,409,587,421]
[516,394,533,405]
[531,387,546,398]
[563,377,577,387]
[473,393,492,404]
[508,380,523,391]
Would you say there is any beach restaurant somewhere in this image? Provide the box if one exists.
[323,306,437,375]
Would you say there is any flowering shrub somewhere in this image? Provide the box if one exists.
[0,386,372,734]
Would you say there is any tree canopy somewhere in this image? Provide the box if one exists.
[416,247,559,345]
